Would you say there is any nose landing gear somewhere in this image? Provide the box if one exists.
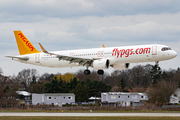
[155,61,161,70]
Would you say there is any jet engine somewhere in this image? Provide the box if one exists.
[92,59,109,70]
[111,63,129,70]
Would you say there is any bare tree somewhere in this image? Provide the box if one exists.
[0,68,2,75]
[30,69,39,84]
[148,79,178,106]
[27,80,48,93]
[16,69,39,90]
[130,65,151,88]
[39,73,54,81]
[76,69,102,82]
[0,85,3,98]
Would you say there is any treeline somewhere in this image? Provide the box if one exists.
[44,77,111,101]
[0,68,112,102]
[76,64,180,91]
[0,64,180,105]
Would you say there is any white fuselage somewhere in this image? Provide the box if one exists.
[13,44,177,69]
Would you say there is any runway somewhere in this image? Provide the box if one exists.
[0,112,180,116]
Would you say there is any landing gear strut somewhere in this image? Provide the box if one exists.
[84,69,90,75]
[97,70,104,75]
[155,61,161,70]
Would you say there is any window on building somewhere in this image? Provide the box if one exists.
[54,97,56,99]
[111,95,116,99]
[128,96,129,98]
[141,96,144,98]
[63,97,66,99]
[119,96,120,98]
[47,96,52,100]
[68,96,72,100]
[132,95,137,99]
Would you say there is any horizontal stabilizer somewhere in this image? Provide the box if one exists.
[5,56,29,61]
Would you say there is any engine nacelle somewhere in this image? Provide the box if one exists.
[92,59,109,70]
[111,63,129,70]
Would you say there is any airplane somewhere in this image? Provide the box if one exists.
[6,30,177,75]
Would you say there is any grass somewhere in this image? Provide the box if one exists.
[0,117,180,120]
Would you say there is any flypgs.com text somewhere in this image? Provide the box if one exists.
[112,47,151,58]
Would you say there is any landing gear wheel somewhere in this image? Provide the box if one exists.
[84,69,90,75]
[157,67,161,70]
[97,70,104,75]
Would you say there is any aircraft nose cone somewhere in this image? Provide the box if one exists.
[172,50,177,58]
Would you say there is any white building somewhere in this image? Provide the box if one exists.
[16,91,32,105]
[169,88,180,104]
[101,92,148,107]
[32,93,75,107]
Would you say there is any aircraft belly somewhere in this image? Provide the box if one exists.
[58,60,79,68]
[118,54,152,63]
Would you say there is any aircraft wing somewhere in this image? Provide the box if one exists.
[39,43,93,66]
[6,56,29,61]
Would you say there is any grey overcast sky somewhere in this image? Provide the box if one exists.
[0,0,180,76]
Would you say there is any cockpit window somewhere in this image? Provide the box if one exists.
[161,47,172,51]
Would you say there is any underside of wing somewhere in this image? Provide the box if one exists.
[58,55,93,66]
[39,43,93,66]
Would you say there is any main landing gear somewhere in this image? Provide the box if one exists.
[84,69,104,75]
[97,70,104,75]
[84,69,91,75]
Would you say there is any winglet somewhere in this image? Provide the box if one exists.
[39,43,48,53]
[102,44,105,48]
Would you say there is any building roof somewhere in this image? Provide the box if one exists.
[102,92,147,96]
[89,97,101,100]
[43,93,75,96]
[16,91,31,96]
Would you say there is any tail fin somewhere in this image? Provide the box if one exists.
[14,30,41,55]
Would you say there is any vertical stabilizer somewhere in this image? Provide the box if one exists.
[14,30,41,55]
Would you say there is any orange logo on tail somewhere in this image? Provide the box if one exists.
[18,33,35,51]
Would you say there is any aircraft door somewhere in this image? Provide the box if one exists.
[152,46,157,55]
[35,54,40,63]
